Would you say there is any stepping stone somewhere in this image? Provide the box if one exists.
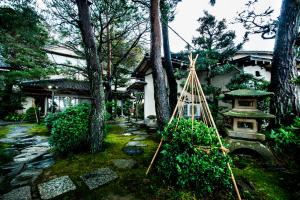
[126,141,147,147]
[132,136,148,141]
[112,159,136,169]
[38,176,76,200]
[122,133,132,136]
[1,163,25,177]
[131,131,147,135]
[81,168,118,190]
[26,158,55,170]
[127,128,139,132]
[122,146,144,156]
[11,169,43,187]
[2,186,31,200]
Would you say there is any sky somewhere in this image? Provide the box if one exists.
[168,0,282,52]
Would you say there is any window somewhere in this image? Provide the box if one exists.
[183,104,188,116]
[255,71,261,77]
[237,121,254,130]
[238,100,254,107]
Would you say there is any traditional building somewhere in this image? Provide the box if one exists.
[130,51,300,122]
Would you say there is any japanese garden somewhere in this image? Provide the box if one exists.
[0,0,299,199]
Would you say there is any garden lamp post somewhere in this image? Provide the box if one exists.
[48,85,55,113]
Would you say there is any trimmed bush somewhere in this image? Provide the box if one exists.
[45,112,62,129]
[49,103,90,154]
[24,107,37,122]
[157,118,232,196]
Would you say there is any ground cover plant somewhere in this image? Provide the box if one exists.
[156,118,232,198]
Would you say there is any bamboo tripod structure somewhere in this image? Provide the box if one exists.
[146,54,242,200]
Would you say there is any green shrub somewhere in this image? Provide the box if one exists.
[269,117,300,151]
[49,103,90,154]
[4,113,24,121]
[45,112,62,129]
[157,118,232,196]
[24,107,37,122]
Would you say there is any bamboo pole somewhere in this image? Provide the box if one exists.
[146,70,193,175]
[194,71,241,200]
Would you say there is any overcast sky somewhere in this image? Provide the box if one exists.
[168,0,282,52]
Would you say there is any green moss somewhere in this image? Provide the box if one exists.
[0,126,10,138]
[28,123,49,136]
[37,124,163,199]
[234,165,290,200]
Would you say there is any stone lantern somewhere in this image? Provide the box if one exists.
[223,89,276,162]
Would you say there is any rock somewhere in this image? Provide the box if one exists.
[10,169,42,187]
[1,163,25,177]
[131,131,147,135]
[127,128,139,132]
[81,168,118,190]
[126,141,147,147]
[132,136,147,141]
[13,152,45,163]
[112,159,136,169]
[38,176,76,200]
[122,146,144,156]
[1,186,31,200]
[122,133,132,136]
[26,158,55,170]
[13,144,49,163]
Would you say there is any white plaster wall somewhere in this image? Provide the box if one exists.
[243,65,271,81]
[18,97,34,114]
[144,69,156,119]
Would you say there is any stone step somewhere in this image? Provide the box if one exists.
[38,176,76,200]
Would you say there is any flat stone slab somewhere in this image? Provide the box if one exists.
[112,159,136,169]
[2,186,31,200]
[122,133,132,136]
[132,136,148,141]
[131,131,147,135]
[80,168,118,190]
[126,141,147,147]
[38,176,76,200]
[122,146,144,156]
[11,169,42,187]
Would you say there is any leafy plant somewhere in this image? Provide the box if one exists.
[157,118,232,197]
[49,103,90,154]
[4,113,24,121]
[268,117,300,151]
[45,112,62,129]
[24,107,37,122]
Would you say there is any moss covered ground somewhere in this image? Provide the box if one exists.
[28,123,49,136]
[33,123,295,200]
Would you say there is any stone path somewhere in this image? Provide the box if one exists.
[1,120,152,199]
[0,125,54,198]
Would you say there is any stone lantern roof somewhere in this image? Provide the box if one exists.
[223,110,275,119]
[225,89,273,98]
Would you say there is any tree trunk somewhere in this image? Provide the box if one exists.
[106,13,113,102]
[75,0,106,153]
[269,0,300,126]
[150,0,170,129]
[161,15,178,113]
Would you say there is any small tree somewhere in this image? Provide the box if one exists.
[192,11,246,118]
